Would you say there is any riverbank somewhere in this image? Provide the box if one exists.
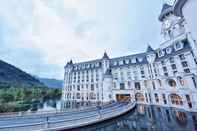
[0,86,61,113]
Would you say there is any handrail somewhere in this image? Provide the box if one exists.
[0,102,136,131]
[0,103,123,121]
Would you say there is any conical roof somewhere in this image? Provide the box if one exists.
[102,52,109,59]
[146,45,155,53]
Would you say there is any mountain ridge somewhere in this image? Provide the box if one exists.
[0,59,44,87]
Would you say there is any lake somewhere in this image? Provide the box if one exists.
[67,105,197,131]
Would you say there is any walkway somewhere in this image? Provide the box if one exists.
[0,102,136,131]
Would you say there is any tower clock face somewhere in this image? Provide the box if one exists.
[164,0,176,6]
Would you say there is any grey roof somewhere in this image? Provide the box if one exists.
[103,52,110,59]
[159,0,188,21]
[146,45,155,53]
[65,38,191,71]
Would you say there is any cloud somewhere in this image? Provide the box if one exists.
[0,0,163,79]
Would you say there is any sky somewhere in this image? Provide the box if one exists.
[0,0,163,79]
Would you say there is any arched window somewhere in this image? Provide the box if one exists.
[177,77,185,86]
[170,94,183,105]
[168,79,177,87]
[174,111,187,126]
[135,93,145,102]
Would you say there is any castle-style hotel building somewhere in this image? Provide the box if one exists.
[62,0,197,112]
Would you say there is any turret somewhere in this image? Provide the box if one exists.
[159,0,187,42]
[102,69,113,103]
[102,52,110,74]
[146,45,156,64]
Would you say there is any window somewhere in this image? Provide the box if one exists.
[169,57,174,63]
[152,81,156,89]
[113,82,116,88]
[166,47,172,54]
[170,94,183,105]
[77,85,80,91]
[179,54,185,60]
[162,94,167,104]
[186,95,192,108]
[77,93,80,99]
[145,93,148,102]
[175,42,183,50]
[168,79,177,87]
[164,73,169,76]
[184,68,190,73]
[178,77,185,86]
[192,77,197,88]
[158,50,165,57]
[91,84,94,91]
[181,61,188,67]
[127,81,131,88]
[135,82,141,90]
[171,64,177,70]
[127,72,131,79]
[114,73,118,80]
[158,79,162,87]
[155,93,159,103]
[161,60,165,65]
[163,66,167,72]
[120,83,125,90]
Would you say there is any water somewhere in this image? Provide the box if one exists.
[68,105,197,131]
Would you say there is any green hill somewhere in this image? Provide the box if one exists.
[0,60,43,87]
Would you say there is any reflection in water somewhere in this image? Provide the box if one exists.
[68,105,197,131]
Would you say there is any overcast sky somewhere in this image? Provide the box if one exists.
[0,0,163,79]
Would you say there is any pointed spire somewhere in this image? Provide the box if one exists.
[70,60,73,65]
[102,51,109,59]
[146,44,155,53]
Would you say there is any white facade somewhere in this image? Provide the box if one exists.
[62,0,197,112]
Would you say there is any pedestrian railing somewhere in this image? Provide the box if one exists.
[0,102,136,131]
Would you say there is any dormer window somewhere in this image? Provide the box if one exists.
[158,50,165,57]
[166,47,172,54]
[96,62,99,67]
[131,58,136,63]
[125,59,130,64]
[119,60,124,65]
[113,61,117,66]
[91,64,94,68]
[137,57,143,62]
[174,42,183,51]
[86,64,90,68]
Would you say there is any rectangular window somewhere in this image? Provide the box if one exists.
[182,61,188,67]
[162,94,167,104]
[155,93,159,103]
[163,66,167,72]
[120,83,125,90]
[169,57,174,63]
[77,85,80,91]
[135,82,141,90]
[184,68,190,73]
[179,54,185,60]
[161,60,165,65]
[152,81,156,89]
[192,77,197,88]
[91,84,94,91]
[164,73,168,76]
[186,95,192,108]
[171,64,177,70]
